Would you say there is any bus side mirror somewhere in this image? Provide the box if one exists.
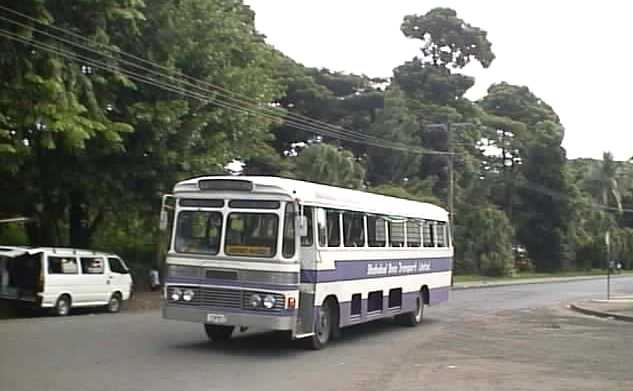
[299,215,308,237]
[159,210,168,232]
[159,194,174,232]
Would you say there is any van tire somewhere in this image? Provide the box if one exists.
[54,295,71,316]
[107,293,122,313]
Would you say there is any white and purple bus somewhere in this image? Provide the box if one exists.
[161,176,452,349]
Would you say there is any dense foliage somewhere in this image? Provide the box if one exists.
[1,2,631,278]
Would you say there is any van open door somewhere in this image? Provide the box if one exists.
[0,247,43,303]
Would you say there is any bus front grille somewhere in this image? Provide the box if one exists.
[197,287,242,308]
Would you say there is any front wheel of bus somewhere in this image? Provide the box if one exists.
[306,301,333,350]
[396,293,423,327]
[204,324,234,342]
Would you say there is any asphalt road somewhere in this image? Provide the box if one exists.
[2,277,633,391]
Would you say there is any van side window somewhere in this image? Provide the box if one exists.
[367,215,386,247]
[108,258,129,274]
[48,257,78,274]
[81,257,104,274]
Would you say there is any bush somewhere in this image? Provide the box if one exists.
[455,205,515,277]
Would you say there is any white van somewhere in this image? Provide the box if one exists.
[0,247,133,315]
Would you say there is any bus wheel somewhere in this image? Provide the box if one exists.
[305,300,333,350]
[54,295,71,316]
[204,324,234,342]
[396,293,423,327]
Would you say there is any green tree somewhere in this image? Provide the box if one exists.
[456,206,514,276]
[366,87,420,185]
[291,143,365,189]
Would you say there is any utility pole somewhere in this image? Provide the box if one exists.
[447,122,454,225]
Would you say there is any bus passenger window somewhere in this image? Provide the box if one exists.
[343,212,365,247]
[367,216,386,247]
[326,210,341,247]
[282,203,296,258]
[422,221,435,247]
[388,220,405,247]
[406,220,421,247]
[316,208,327,247]
[436,222,447,247]
[301,206,314,247]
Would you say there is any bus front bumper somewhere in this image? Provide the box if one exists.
[162,303,296,330]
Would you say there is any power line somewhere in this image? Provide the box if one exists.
[0,5,448,155]
[0,27,452,157]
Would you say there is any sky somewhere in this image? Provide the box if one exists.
[244,0,633,160]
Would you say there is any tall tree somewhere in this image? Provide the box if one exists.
[291,143,365,189]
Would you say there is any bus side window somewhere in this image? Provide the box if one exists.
[343,211,365,247]
[388,220,405,247]
[436,222,447,247]
[282,203,296,258]
[406,220,421,247]
[367,215,386,247]
[422,221,435,247]
[316,208,327,247]
[326,209,341,247]
[301,206,314,247]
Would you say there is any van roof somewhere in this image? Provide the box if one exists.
[0,246,118,258]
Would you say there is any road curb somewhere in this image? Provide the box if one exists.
[569,303,633,322]
[452,274,633,291]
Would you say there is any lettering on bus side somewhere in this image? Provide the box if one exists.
[366,259,433,277]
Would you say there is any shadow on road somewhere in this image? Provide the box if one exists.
[169,317,440,357]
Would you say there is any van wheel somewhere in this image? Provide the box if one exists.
[107,293,122,313]
[204,325,234,342]
[54,295,71,316]
[396,293,423,327]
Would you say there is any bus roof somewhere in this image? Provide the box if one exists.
[174,176,449,221]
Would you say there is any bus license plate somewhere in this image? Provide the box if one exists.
[206,313,227,324]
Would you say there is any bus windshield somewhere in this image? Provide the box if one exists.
[225,213,278,258]
[175,211,222,254]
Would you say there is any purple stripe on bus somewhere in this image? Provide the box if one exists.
[300,257,452,283]
[331,287,450,327]
[165,277,298,291]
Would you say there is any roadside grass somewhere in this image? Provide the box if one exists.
[454,269,633,283]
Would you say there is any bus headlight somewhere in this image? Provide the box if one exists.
[263,295,276,309]
[182,289,195,302]
[170,287,183,301]
[249,294,262,308]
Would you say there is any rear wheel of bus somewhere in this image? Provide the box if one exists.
[396,291,424,327]
[204,324,234,342]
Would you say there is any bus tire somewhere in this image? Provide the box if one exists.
[54,294,71,316]
[396,292,423,327]
[204,324,234,342]
[305,300,334,350]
